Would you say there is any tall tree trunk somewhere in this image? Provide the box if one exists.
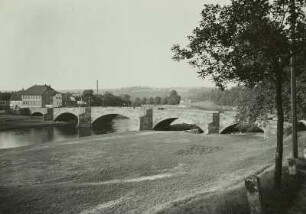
[274,71,284,189]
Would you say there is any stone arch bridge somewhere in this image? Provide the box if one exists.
[29,106,236,134]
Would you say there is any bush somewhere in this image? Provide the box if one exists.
[20,108,31,116]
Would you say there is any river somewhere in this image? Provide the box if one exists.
[0,117,136,149]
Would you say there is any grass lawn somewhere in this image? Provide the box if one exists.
[186,101,235,112]
[0,131,305,214]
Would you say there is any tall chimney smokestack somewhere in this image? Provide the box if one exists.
[96,80,99,95]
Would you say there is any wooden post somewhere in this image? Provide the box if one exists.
[245,176,263,214]
[288,158,297,175]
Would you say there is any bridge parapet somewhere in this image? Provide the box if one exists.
[219,112,237,133]
[33,106,236,133]
[29,107,53,121]
[53,107,85,119]
[29,107,47,115]
[91,107,145,130]
[91,107,145,122]
[152,108,235,133]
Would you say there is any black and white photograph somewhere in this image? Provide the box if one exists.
[1,0,306,213]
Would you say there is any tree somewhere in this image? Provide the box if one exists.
[172,0,306,188]
[91,95,103,106]
[141,97,147,105]
[102,92,124,106]
[120,94,132,106]
[0,92,12,101]
[133,97,142,107]
[168,90,181,105]
[236,82,276,130]
[82,89,94,106]
[148,97,154,105]
[161,97,168,105]
[154,96,162,105]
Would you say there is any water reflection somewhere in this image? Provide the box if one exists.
[0,117,136,149]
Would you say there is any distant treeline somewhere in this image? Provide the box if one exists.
[0,92,12,101]
[1,87,242,107]
[78,90,132,107]
[190,87,243,107]
[79,89,181,107]
[132,90,181,106]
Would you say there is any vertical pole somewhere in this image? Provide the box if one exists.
[291,54,298,158]
[290,0,298,158]
[96,80,99,95]
[288,158,297,175]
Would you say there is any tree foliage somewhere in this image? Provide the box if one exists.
[168,90,181,105]
[82,89,94,105]
[172,0,306,188]
[81,90,132,107]
[235,82,275,130]
[192,86,243,106]
[0,92,12,101]
[133,90,181,106]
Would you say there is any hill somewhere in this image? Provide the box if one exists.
[60,86,213,100]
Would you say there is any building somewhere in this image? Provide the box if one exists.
[21,85,62,108]
[9,91,23,110]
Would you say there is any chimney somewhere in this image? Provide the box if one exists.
[96,80,99,95]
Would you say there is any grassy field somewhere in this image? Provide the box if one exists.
[0,131,305,214]
[186,101,236,112]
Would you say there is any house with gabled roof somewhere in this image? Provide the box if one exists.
[21,84,62,108]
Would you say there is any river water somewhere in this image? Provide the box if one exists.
[0,117,136,149]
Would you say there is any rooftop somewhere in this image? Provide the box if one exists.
[22,85,58,96]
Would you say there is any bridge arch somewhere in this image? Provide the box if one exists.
[298,121,306,131]
[153,118,178,130]
[54,112,79,125]
[92,114,135,133]
[153,117,204,132]
[92,114,129,125]
[220,123,264,134]
[32,112,43,116]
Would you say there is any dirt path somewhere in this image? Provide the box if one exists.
[0,131,304,214]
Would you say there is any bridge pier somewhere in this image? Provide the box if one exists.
[208,112,220,134]
[78,107,92,128]
[43,108,54,122]
[140,109,153,130]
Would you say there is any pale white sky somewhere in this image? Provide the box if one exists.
[0,0,229,90]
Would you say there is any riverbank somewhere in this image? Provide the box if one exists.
[0,113,59,132]
[0,131,305,213]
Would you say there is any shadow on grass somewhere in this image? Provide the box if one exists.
[155,167,305,214]
[261,170,305,214]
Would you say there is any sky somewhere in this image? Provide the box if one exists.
[0,0,229,91]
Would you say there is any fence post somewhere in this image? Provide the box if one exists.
[245,176,263,214]
[288,158,297,175]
